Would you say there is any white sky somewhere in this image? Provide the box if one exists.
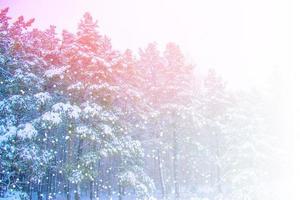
[0,0,292,89]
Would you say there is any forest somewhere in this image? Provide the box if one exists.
[0,7,281,200]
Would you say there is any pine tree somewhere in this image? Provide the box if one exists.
[49,12,154,200]
[137,42,196,199]
[0,8,54,198]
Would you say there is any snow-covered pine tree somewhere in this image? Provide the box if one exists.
[215,90,279,200]
[0,8,55,199]
[137,42,196,199]
[161,43,195,200]
[136,43,168,199]
[192,69,231,199]
[113,49,156,200]
[43,12,154,200]
[193,70,277,200]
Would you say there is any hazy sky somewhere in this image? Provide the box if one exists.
[0,0,291,88]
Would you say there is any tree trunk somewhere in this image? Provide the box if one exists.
[157,149,166,199]
[75,183,81,200]
[37,183,42,200]
[108,186,112,200]
[89,181,94,200]
[66,181,70,200]
[96,160,101,199]
[37,191,42,200]
[89,143,96,200]
[215,132,222,194]
[118,184,123,200]
[28,182,32,200]
[75,138,84,200]
[47,169,52,200]
[173,130,179,200]
[65,129,71,200]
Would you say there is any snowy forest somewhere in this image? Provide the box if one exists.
[0,7,285,200]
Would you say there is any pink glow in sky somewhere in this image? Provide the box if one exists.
[0,0,291,89]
